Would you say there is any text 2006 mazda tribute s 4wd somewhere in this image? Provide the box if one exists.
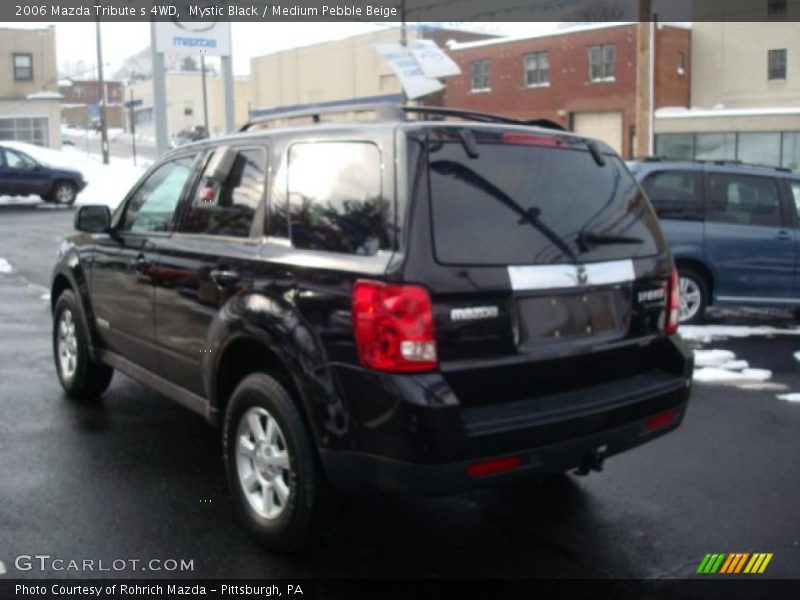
[50,105,694,551]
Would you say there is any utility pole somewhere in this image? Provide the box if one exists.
[200,51,210,135]
[95,20,110,164]
[400,0,407,46]
[635,0,653,159]
[128,89,137,167]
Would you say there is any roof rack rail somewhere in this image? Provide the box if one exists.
[239,102,404,131]
[239,103,567,132]
[635,156,792,173]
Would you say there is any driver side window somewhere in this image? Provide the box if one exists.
[120,156,195,233]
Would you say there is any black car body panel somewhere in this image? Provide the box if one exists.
[52,115,693,495]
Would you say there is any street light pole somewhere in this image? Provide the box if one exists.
[95,20,110,165]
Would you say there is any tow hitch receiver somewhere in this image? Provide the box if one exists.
[573,445,608,476]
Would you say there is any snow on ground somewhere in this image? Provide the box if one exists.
[0,142,147,209]
[777,393,800,403]
[692,347,783,389]
[681,324,800,343]
[0,258,12,274]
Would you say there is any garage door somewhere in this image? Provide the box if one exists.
[572,111,623,155]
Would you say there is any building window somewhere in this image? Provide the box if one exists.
[470,60,490,92]
[695,133,736,161]
[768,49,787,80]
[13,54,33,81]
[738,132,782,167]
[768,0,787,17]
[524,51,550,87]
[677,52,686,75]
[655,131,800,170]
[589,45,615,82]
[782,132,800,171]
[0,117,49,146]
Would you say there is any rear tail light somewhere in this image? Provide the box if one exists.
[665,266,680,335]
[467,455,522,478]
[351,280,437,372]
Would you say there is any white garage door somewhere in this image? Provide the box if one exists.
[572,111,623,155]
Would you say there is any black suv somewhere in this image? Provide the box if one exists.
[51,105,693,551]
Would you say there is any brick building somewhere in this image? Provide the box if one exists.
[443,23,690,158]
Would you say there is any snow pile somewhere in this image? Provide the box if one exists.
[795,352,800,362]
[681,325,800,343]
[777,393,800,403]
[693,348,775,387]
[0,258,12,274]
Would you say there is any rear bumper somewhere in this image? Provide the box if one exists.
[321,398,688,496]
[322,335,693,495]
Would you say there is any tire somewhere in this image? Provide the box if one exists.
[223,373,326,553]
[52,290,113,400]
[50,181,77,206]
[677,267,709,324]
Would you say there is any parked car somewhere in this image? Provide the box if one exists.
[50,105,693,552]
[628,158,800,323]
[172,125,209,148]
[0,143,86,205]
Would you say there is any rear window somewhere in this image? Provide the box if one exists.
[428,140,664,265]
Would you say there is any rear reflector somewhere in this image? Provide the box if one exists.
[467,455,522,478]
[646,410,677,432]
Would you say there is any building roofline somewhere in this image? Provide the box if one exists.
[447,21,691,52]
[447,22,634,51]
[656,106,800,119]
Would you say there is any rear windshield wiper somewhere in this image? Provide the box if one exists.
[577,231,642,252]
[429,159,578,263]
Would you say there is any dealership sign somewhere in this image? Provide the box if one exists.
[374,42,455,100]
[154,20,231,57]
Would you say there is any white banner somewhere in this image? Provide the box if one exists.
[154,21,232,57]
[374,43,444,100]
[408,39,462,79]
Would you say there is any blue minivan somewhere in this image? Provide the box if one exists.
[628,159,800,323]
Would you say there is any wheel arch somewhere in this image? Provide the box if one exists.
[211,335,316,441]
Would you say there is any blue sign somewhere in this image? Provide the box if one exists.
[124,99,143,109]
[88,103,100,119]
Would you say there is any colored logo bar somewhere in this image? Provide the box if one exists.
[697,553,773,574]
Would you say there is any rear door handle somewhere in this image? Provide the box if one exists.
[210,269,240,287]
[776,230,792,241]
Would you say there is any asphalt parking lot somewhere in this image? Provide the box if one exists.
[1,204,799,579]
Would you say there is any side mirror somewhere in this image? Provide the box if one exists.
[75,205,111,233]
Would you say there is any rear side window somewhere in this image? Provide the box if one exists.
[642,170,703,221]
[282,142,388,255]
[180,148,266,238]
[706,173,782,228]
[428,140,663,265]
